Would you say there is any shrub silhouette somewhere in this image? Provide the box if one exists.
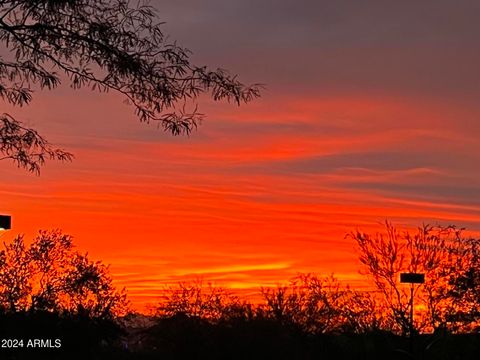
[261,274,385,334]
[156,280,242,322]
[138,275,480,359]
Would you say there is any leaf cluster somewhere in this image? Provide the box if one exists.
[0,0,261,172]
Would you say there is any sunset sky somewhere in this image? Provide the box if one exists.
[2,0,480,309]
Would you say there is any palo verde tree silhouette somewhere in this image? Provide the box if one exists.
[349,222,480,334]
[0,0,261,174]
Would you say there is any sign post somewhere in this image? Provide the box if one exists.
[400,272,425,354]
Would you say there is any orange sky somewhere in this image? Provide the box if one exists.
[2,0,480,309]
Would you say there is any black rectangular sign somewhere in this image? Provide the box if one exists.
[0,215,11,230]
[400,273,425,284]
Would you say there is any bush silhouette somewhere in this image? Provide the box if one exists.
[0,230,128,358]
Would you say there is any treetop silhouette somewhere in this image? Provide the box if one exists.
[0,229,128,318]
[349,222,480,334]
[0,0,261,173]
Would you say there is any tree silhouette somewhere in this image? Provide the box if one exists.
[0,0,261,173]
[442,236,480,332]
[349,221,480,334]
[0,229,127,318]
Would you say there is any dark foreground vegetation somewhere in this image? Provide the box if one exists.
[124,319,480,360]
[0,223,479,359]
[1,308,479,360]
[1,307,479,360]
